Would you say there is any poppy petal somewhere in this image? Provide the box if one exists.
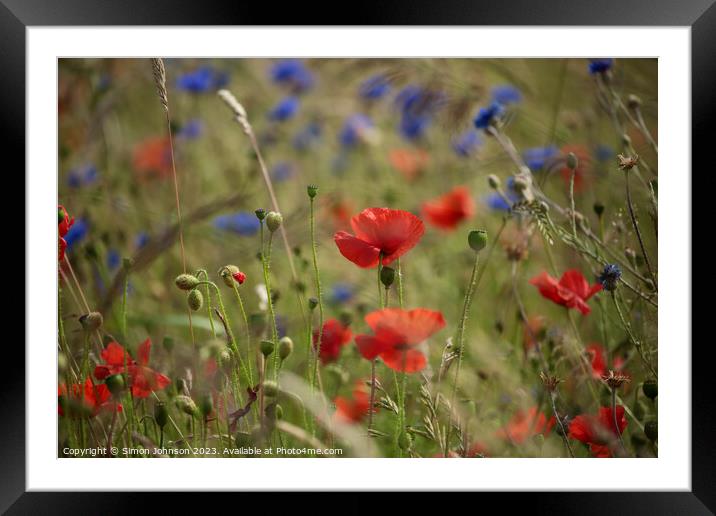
[334,231,381,268]
[380,348,427,373]
[137,338,152,366]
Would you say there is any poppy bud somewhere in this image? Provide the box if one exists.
[307,184,319,199]
[58,353,68,374]
[154,401,169,429]
[487,174,501,190]
[199,393,213,417]
[644,420,657,442]
[175,273,200,291]
[255,208,266,221]
[642,379,657,400]
[308,297,319,311]
[188,289,203,311]
[175,395,198,416]
[234,431,251,447]
[218,347,232,364]
[593,202,604,218]
[468,230,488,252]
[260,340,274,357]
[105,373,125,398]
[398,430,412,451]
[278,336,293,361]
[380,266,395,288]
[162,336,174,353]
[262,380,279,397]
[566,152,578,170]
[627,94,642,110]
[266,211,283,232]
[79,311,103,332]
[219,265,241,287]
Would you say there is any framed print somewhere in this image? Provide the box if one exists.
[5,0,711,512]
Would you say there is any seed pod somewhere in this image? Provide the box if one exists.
[255,208,266,221]
[260,340,274,357]
[154,401,169,428]
[278,336,293,361]
[308,297,319,311]
[642,380,657,400]
[566,152,579,170]
[105,373,126,398]
[380,267,396,288]
[79,312,103,332]
[593,202,605,218]
[188,289,203,311]
[175,273,200,291]
[266,211,283,232]
[468,230,488,252]
[307,184,319,199]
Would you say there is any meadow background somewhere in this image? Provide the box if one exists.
[57,58,658,458]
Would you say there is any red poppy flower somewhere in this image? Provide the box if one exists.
[569,405,628,457]
[334,380,371,423]
[422,186,475,231]
[467,441,490,457]
[313,319,352,364]
[585,343,627,380]
[529,269,602,315]
[132,136,172,180]
[334,208,425,268]
[389,147,430,181]
[94,339,171,399]
[58,378,122,418]
[233,271,247,285]
[355,308,445,373]
[58,205,74,261]
[559,144,591,193]
[495,406,555,444]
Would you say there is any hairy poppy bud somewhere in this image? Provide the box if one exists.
[175,273,200,291]
[105,373,125,398]
[566,152,578,170]
[380,266,396,288]
[255,208,266,221]
[468,230,488,252]
[199,393,213,417]
[175,395,198,416]
[266,211,283,232]
[188,289,203,311]
[308,297,319,311]
[162,336,174,353]
[307,184,319,199]
[262,380,279,397]
[79,311,103,332]
[642,379,657,400]
[260,340,274,357]
[219,265,241,287]
[487,174,501,190]
[593,202,604,218]
[154,401,168,428]
[644,420,657,441]
[278,336,293,361]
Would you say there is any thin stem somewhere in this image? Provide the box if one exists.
[611,387,628,456]
[611,291,657,378]
[231,282,254,385]
[569,168,577,240]
[625,170,657,289]
[309,196,325,397]
[396,258,405,308]
[548,392,574,458]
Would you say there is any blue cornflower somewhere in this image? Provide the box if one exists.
[588,59,614,75]
[135,232,150,249]
[270,59,314,93]
[484,176,519,212]
[452,130,482,158]
[64,219,88,250]
[107,249,121,271]
[176,66,229,93]
[598,264,622,291]
[268,96,299,122]
[213,211,261,236]
[270,161,295,182]
[523,146,559,171]
[395,85,445,141]
[177,119,204,140]
[359,74,391,100]
[331,283,354,304]
[292,122,321,151]
[491,84,522,105]
[594,144,615,163]
[339,114,373,148]
[474,102,505,130]
[67,164,99,188]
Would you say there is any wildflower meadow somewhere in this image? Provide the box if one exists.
[57,58,658,458]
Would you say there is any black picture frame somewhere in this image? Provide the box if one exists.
[5,0,709,512]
